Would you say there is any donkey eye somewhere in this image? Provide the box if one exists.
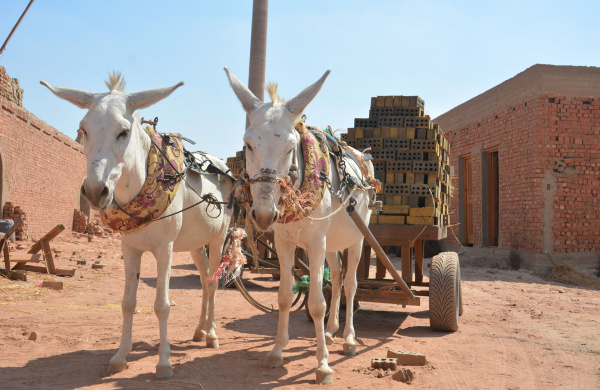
[79,128,87,137]
[117,130,129,140]
[245,143,253,152]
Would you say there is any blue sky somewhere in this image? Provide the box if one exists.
[1,0,598,160]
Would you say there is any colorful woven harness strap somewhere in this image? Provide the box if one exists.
[278,121,331,224]
[100,125,185,233]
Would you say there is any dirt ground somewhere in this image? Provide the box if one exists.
[1,234,599,390]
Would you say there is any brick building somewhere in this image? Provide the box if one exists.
[0,66,87,239]
[434,64,600,274]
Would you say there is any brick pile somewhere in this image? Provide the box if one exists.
[342,96,451,226]
[72,209,88,233]
[2,202,28,240]
[226,150,245,178]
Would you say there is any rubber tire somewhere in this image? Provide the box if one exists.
[429,251,461,332]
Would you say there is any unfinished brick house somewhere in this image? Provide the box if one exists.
[0,66,87,239]
[434,64,600,274]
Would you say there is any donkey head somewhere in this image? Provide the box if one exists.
[41,73,183,210]
[224,67,330,231]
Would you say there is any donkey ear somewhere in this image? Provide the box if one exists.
[126,82,185,112]
[224,67,261,113]
[285,70,330,119]
[40,80,97,109]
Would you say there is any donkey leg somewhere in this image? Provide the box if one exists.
[307,241,334,385]
[108,246,142,374]
[324,252,342,345]
[341,240,362,356]
[191,247,209,343]
[153,242,174,380]
[264,241,295,369]
[204,237,226,349]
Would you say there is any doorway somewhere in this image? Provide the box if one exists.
[462,156,474,245]
[486,151,499,246]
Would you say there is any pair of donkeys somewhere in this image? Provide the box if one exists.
[41,68,375,385]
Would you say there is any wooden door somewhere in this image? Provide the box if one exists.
[487,151,499,246]
[463,157,473,245]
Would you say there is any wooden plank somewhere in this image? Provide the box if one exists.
[368,224,446,241]
[376,246,387,279]
[414,240,424,284]
[401,243,412,283]
[8,253,42,262]
[28,224,65,254]
[354,289,420,306]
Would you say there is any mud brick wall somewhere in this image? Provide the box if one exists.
[0,66,23,106]
[434,64,600,255]
[343,95,451,227]
[0,66,87,239]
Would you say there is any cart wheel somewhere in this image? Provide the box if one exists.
[429,251,461,332]
[305,288,332,323]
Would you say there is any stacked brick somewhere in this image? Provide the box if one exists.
[226,150,245,178]
[72,209,88,233]
[2,202,28,240]
[341,96,451,226]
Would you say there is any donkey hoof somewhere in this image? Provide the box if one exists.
[325,333,335,345]
[264,353,283,368]
[315,366,334,385]
[107,360,127,375]
[342,342,356,356]
[206,336,219,349]
[192,329,206,342]
[155,364,173,380]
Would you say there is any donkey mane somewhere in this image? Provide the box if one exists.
[105,70,126,92]
[266,82,284,103]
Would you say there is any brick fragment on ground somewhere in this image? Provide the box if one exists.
[392,368,414,383]
[41,281,63,290]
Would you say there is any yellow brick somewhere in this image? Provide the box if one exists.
[425,197,435,207]
[355,127,364,138]
[415,173,425,184]
[386,172,395,183]
[378,215,405,225]
[384,96,394,107]
[347,128,355,139]
[409,207,437,217]
[393,96,402,107]
[406,215,435,225]
[369,214,378,225]
[427,128,437,140]
[376,96,385,107]
[382,127,391,138]
[383,205,410,215]
[390,127,399,138]
[404,173,415,184]
[394,173,404,184]
[373,128,382,138]
[406,127,415,139]
[371,97,378,108]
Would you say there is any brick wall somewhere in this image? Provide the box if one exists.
[0,66,87,240]
[435,64,600,256]
[539,94,600,253]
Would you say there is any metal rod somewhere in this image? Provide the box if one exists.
[0,0,36,55]
[346,205,418,302]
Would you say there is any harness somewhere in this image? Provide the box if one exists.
[101,125,233,233]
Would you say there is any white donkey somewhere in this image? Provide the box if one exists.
[225,68,375,384]
[41,74,233,379]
